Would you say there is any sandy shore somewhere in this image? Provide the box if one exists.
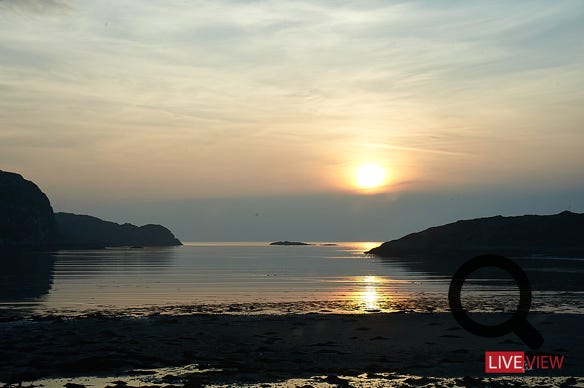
[0,312,582,386]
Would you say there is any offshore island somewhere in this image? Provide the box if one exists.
[270,241,312,246]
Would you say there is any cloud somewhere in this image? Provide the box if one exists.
[0,0,71,14]
[0,1,583,203]
[360,143,473,157]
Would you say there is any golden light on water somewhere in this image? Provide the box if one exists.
[344,275,407,312]
[352,241,381,253]
[363,285,379,311]
[358,275,382,312]
[363,275,381,284]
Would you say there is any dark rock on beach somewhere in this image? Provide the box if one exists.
[367,211,584,258]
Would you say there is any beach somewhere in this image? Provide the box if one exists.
[1,244,583,387]
[1,311,582,387]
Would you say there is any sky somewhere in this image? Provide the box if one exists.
[1,0,584,241]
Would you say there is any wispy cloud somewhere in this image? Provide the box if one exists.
[1,1,583,199]
[0,0,71,14]
[360,143,474,157]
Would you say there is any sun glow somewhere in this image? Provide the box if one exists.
[355,164,387,190]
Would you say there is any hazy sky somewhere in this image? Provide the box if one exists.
[1,1,584,241]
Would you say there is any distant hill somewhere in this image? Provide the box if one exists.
[366,211,584,258]
[0,170,181,249]
[56,212,182,248]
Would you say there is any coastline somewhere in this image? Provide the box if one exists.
[1,312,582,386]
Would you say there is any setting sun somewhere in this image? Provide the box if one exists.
[355,164,387,190]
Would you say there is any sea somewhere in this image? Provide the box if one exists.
[1,242,582,319]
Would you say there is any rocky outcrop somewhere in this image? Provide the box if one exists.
[0,171,59,247]
[269,241,311,246]
[366,211,584,258]
[55,212,182,247]
[0,170,182,249]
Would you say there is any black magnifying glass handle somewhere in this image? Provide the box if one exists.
[514,320,544,349]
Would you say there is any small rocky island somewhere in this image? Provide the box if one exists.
[270,241,312,246]
[0,170,182,249]
[367,211,584,258]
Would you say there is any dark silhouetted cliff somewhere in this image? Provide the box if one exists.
[1,170,182,249]
[0,171,59,247]
[367,211,584,258]
[55,212,182,247]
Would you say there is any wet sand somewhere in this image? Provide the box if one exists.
[0,312,582,386]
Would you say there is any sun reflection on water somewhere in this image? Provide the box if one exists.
[353,242,381,253]
[363,285,379,311]
[357,275,384,312]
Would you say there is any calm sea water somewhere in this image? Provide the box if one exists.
[0,242,582,318]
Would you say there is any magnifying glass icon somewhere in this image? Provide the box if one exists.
[448,254,544,349]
